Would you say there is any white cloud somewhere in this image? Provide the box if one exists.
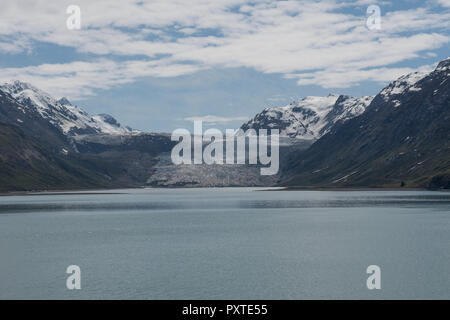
[437,0,450,8]
[0,0,448,98]
[0,59,203,99]
[183,115,249,123]
[287,64,435,88]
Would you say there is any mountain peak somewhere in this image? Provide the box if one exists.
[335,94,350,104]
[379,71,428,101]
[2,80,39,94]
[436,57,450,72]
[0,80,58,115]
[0,80,133,136]
[58,97,72,106]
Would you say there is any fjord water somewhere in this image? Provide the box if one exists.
[0,188,449,299]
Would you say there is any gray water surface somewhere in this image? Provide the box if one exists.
[0,188,449,299]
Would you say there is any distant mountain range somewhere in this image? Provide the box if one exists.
[0,58,448,191]
[241,94,373,140]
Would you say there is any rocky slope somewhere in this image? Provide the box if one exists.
[0,82,173,191]
[282,58,450,189]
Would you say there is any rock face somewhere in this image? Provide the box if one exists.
[282,58,450,189]
[241,94,373,140]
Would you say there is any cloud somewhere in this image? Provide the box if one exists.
[0,0,448,98]
[183,115,249,123]
[437,0,450,8]
[266,94,289,102]
[287,64,436,88]
[0,59,203,99]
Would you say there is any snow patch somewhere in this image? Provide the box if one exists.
[380,71,427,101]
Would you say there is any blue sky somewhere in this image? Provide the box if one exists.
[0,0,449,132]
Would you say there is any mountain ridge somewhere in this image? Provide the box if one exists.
[241,94,373,140]
[0,80,135,137]
[0,58,448,191]
[0,81,173,191]
[281,58,450,189]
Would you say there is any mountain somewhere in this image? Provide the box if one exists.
[0,81,173,192]
[241,94,373,140]
[0,90,118,191]
[282,58,450,189]
[1,57,448,191]
[0,121,109,192]
[147,94,373,188]
[0,81,133,137]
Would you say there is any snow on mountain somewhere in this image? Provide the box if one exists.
[380,71,428,104]
[0,80,133,136]
[282,57,450,188]
[318,95,373,136]
[241,94,373,140]
[377,58,450,108]
[436,57,450,72]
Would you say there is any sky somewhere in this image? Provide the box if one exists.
[0,0,449,132]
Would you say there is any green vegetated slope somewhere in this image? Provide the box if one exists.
[282,59,450,189]
[0,88,173,192]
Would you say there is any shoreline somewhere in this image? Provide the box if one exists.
[0,185,448,196]
[265,186,438,192]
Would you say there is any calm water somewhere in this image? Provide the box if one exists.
[0,188,449,299]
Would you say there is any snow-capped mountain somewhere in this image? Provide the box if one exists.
[0,80,133,136]
[241,94,373,140]
[365,57,450,111]
[379,71,428,108]
[378,59,449,108]
[283,57,450,189]
[380,71,427,99]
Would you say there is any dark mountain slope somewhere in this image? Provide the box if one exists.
[0,91,127,191]
[0,122,116,192]
[282,58,450,189]
[0,86,173,192]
